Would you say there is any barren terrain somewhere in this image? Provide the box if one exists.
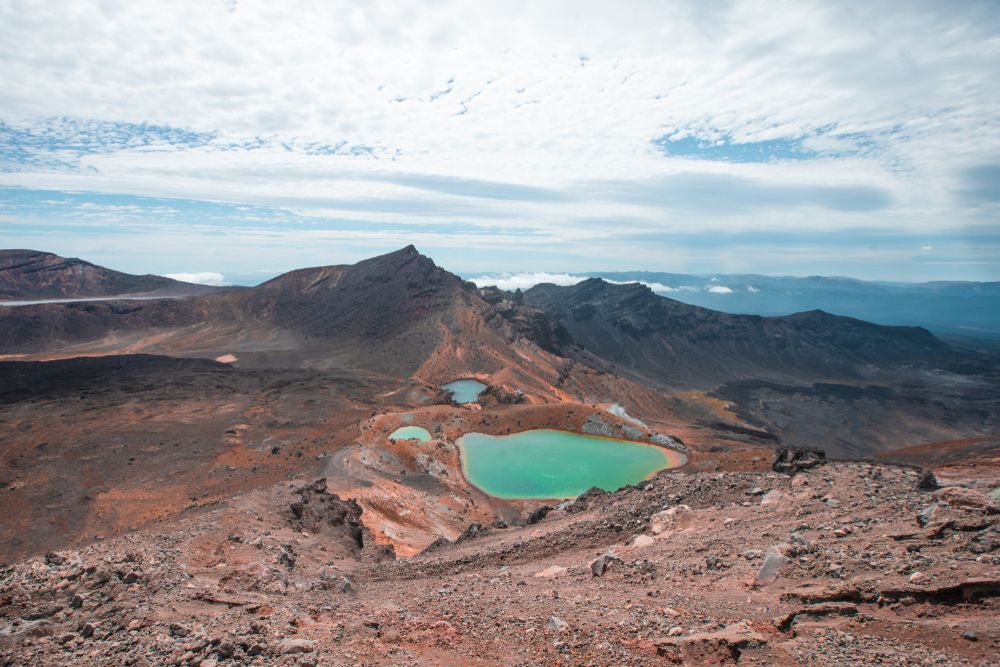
[1,247,998,666]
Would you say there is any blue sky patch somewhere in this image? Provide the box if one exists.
[653,135,817,163]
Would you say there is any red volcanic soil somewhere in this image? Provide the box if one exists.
[0,352,748,565]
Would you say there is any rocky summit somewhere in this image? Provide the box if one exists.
[1,247,998,667]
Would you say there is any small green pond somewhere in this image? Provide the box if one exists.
[458,429,685,499]
[388,426,431,441]
[441,379,487,404]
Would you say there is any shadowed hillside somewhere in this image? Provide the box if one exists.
[524,278,952,389]
[0,249,232,300]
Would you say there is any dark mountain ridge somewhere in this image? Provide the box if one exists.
[584,269,1000,338]
[524,277,952,389]
[0,249,232,300]
[0,246,959,391]
[0,246,574,381]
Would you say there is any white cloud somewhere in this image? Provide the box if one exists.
[747,285,760,293]
[922,245,932,250]
[468,272,682,294]
[0,1,998,280]
[707,285,734,293]
[469,272,586,291]
[163,272,229,286]
[604,278,677,293]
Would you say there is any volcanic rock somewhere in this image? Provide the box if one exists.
[771,447,827,474]
[933,487,1000,514]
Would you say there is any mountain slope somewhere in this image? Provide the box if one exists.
[0,247,577,390]
[587,270,1000,338]
[0,249,230,300]
[524,278,952,389]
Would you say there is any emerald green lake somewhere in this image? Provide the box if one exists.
[458,429,685,499]
[388,426,431,441]
[441,379,487,404]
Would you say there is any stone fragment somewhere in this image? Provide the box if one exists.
[122,572,139,584]
[13,620,54,637]
[70,593,85,609]
[668,626,683,636]
[753,545,791,587]
[278,638,316,654]
[631,535,655,549]
[761,490,783,505]
[547,616,569,633]
[170,623,190,637]
[454,523,490,544]
[246,644,264,656]
[917,471,939,491]
[127,619,143,631]
[654,622,767,662]
[933,487,1000,514]
[278,549,296,568]
[969,527,1000,554]
[526,506,552,525]
[916,504,937,528]
[750,487,764,496]
[81,622,96,638]
[771,447,826,474]
[534,566,567,580]
[420,537,452,554]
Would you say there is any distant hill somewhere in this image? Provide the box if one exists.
[586,270,1000,340]
[0,249,233,300]
[524,278,952,389]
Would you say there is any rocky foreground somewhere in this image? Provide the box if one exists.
[3,459,1000,667]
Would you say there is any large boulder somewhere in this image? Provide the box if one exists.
[934,487,1000,514]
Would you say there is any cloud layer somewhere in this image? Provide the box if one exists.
[1,0,999,281]
[162,272,229,286]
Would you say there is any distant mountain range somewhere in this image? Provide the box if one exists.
[583,271,1000,340]
[0,250,232,301]
[0,247,956,389]
[522,278,951,390]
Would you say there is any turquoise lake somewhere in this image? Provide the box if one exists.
[458,429,685,499]
[441,379,488,404]
[388,426,431,441]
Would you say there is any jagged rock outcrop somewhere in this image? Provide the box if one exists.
[289,478,395,561]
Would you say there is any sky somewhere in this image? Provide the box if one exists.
[1,0,999,286]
